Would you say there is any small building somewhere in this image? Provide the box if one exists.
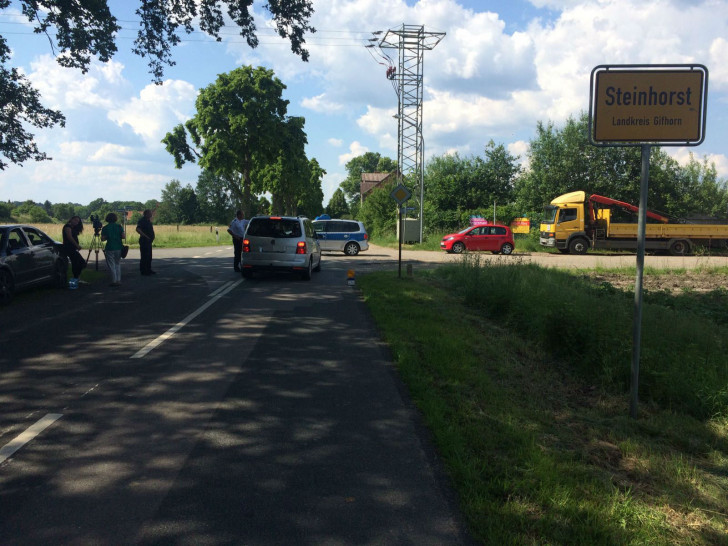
[360,172,395,204]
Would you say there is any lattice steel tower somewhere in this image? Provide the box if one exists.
[369,25,445,242]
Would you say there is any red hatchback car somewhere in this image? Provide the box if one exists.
[440,224,515,254]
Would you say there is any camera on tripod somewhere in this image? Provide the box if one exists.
[89,214,103,235]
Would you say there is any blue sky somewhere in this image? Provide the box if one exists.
[1,0,727,208]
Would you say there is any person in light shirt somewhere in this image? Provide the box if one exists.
[227,210,249,272]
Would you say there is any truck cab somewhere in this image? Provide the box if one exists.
[540,191,591,253]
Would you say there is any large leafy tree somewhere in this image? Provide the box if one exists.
[1,0,315,169]
[260,116,310,215]
[163,65,289,218]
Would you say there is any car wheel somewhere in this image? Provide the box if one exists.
[500,243,514,255]
[451,242,465,254]
[53,259,68,289]
[0,269,15,305]
[313,256,321,272]
[344,241,360,256]
[241,269,253,279]
[301,258,313,280]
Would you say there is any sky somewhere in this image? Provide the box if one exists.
[1,0,727,208]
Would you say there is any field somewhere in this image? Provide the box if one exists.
[34,223,229,248]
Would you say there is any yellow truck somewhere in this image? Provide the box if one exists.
[539,191,728,255]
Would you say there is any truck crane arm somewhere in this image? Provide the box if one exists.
[588,194,669,224]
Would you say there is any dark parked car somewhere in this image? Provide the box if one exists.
[0,225,68,304]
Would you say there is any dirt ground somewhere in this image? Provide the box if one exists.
[586,270,728,294]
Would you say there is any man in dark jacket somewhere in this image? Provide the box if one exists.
[136,209,156,275]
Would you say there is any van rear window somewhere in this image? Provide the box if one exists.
[247,219,302,238]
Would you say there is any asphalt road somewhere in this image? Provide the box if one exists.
[1,244,725,545]
[0,245,475,546]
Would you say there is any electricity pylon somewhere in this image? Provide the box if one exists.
[368,24,444,242]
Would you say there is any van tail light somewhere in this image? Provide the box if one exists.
[364,233,368,240]
[243,239,250,253]
[296,241,307,254]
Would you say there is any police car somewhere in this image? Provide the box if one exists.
[312,216,369,256]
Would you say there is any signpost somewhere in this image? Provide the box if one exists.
[390,184,412,278]
[589,64,708,419]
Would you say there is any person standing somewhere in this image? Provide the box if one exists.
[62,215,86,289]
[101,212,125,286]
[136,209,156,275]
[227,210,249,272]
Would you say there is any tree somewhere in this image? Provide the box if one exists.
[1,0,315,169]
[159,179,183,223]
[358,180,397,237]
[0,202,13,220]
[28,205,52,223]
[423,142,520,232]
[260,116,311,215]
[513,113,727,219]
[340,153,397,205]
[163,66,289,218]
[296,158,325,219]
[196,170,236,224]
[178,186,199,224]
[326,188,350,218]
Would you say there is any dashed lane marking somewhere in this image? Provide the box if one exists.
[0,414,63,464]
[131,279,243,359]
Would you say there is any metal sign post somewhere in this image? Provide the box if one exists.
[589,64,708,419]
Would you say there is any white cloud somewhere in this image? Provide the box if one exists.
[27,55,126,110]
[108,80,197,145]
[328,138,343,147]
[338,141,370,165]
[301,93,344,113]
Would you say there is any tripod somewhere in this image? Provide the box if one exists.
[86,229,103,270]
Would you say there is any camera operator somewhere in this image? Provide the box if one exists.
[62,216,87,289]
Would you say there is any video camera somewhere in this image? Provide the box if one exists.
[89,214,103,235]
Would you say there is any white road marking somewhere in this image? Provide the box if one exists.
[208,280,236,297]
[0,414,63,464]
[131,279,243,359]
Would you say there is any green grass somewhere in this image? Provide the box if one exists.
[358,261,728,545]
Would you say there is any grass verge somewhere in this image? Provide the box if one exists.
[358,261,728,545]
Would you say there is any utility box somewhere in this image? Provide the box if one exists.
[397,218,421,244]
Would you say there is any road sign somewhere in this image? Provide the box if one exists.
[590,64,708,146]
[390,183,411,205]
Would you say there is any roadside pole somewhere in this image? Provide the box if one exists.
[630,144,650,418]
[398,205,403,278]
